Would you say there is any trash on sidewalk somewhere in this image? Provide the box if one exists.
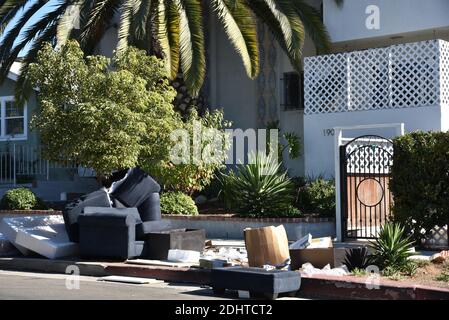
[167,249,201,263]
[244,225,290,268]
[0,215,78,259]
[430,250,449,264]
[145,229,206,260]
[211,266,301,300]
[125,259,196,268]
[289,234,312,250]
[300,262,349,276]
[290,236,334,269]
[199,258,228,269]
[201,246,248,266]
[98,275,163,284]
[0,232,19,257]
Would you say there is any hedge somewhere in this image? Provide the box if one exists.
[391,131,449,243]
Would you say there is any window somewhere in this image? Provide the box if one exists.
[0,97,27,140]
[282,72,304,110]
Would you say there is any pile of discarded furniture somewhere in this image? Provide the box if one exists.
[0,169,346,299]
[0,167,205,260]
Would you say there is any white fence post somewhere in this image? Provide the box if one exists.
[13,144,16,186]
[334,129,343,242]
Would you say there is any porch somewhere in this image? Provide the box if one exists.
[0,143,98,201]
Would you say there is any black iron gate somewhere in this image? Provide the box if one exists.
[340,135,394,240]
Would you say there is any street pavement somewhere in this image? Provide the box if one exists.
[0,270,231,300]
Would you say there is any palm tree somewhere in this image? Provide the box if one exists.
[0,0,331,102]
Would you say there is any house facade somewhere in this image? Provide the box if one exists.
[203,0,449,178]
[3,0,449,201]
[0,63,98,201]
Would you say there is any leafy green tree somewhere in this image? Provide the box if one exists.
[0,0,331,102]
[28,40,180,176]
[146,108,231,195]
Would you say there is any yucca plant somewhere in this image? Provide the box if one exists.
[369,222,415,273]
[220,152,296,216]
[343,247,370,272]
[0,0,331,103]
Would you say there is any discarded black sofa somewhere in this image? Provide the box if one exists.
[62,167,169,259]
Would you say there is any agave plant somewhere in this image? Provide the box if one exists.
[343,247,370,272]
[0,0,331,102]
[369,222,415,272]
[220,152,296,216]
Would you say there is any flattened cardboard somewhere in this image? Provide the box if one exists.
[244,225,290,267]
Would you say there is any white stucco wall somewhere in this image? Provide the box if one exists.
[441,104,449,132]
[208,17,258,131]
[324,0,449,44]
[304,105,444,178]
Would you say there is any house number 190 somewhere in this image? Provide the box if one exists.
[323,129,335,136]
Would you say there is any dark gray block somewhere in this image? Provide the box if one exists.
[211,267,301,300]
[78,211,144,260]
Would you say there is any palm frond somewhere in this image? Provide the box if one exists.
[0,0,28,34]
[0,0,48,64]
[132,0,151,41]
[156,0,174,77]
[56,0,87,48]
[291,0,331,54]
[79,0,121,53]
[5,1,71,103]
[117,0,139,53]
[0,0,28,21]
[210,0,259,78]
[177,0,205,96]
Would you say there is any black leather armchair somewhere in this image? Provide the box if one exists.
[78,209,146,260]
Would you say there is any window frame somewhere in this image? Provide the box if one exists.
[281,71,304,111]
[0,96,27,141]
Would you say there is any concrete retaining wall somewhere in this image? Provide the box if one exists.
[163,215,336,240]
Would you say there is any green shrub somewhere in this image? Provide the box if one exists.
[391,131,449,244]
[146,109,231,195]
[296,178,335,217]
[220,153,298,217]
[369,222,415,274]
[0,188,47,210]
[160,192,198,216]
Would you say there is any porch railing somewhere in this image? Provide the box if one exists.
[0,144,85,185]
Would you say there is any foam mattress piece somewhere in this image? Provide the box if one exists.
[0,218,31,255]
[0,232,19,256]
[0,215,78,259]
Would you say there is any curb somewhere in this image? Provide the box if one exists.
[1,257,448,299]
[299,274,449,300]
[0,257,108,277]
[104,264,211,285]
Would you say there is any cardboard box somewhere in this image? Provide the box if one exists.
[289,248,335,270]
[244,225,290,267]
[289,237,334,270]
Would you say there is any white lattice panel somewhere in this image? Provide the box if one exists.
[439,41,449,106]
[304,40,449,115]
[304,53,348,114]
[423,225,448,249]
